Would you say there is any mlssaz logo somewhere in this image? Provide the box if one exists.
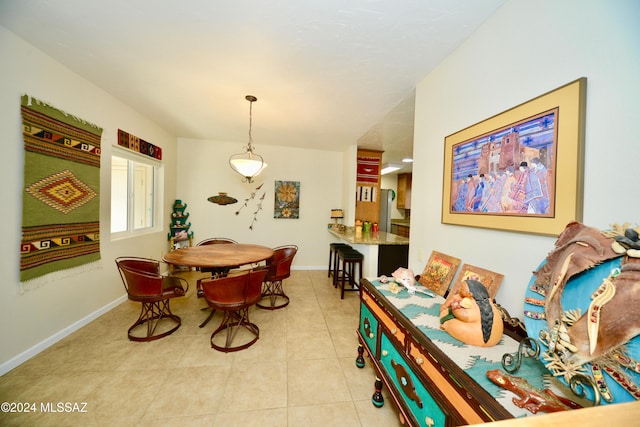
[40,402,88,413]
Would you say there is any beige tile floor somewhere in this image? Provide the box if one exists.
[0,270,402,426]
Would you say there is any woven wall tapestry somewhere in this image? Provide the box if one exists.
[117,128,162,160]
[20,95,102,284]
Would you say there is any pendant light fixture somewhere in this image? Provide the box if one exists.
[229,95,267,183]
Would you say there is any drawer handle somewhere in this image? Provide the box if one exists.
[364,317,372,339]
[363,294,368,301]
[415,357,424,365]
[391,328,397,335]
[425,416,434,427]
[382,350,388,357]
[390,359,423,409]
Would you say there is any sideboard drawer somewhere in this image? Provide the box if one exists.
[359,302,379,354]
[408,340,488,425]
[380,332,446,427]
[362,290,406,348]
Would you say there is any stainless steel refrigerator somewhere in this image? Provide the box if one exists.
[379,189,393,232]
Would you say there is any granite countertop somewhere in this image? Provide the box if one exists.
[328,227,409,245]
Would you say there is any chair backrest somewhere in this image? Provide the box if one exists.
[115,257,163,298]
[115,256,160,274]
[266,245,298,281]
[196,237,238,246]
[201,269,268,309]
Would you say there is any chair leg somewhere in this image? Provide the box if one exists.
[257,280,290,310]
[199,308,216,328]
[128,300,181,342]
[349,261,358,288]
[340,258,362,299]
[341,260,349,299]
[334,254,342,288]
[210,308,259,352]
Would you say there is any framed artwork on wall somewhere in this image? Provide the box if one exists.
[274,180,300,219]
[445,263,504,302]
[442,78,587,236]
[417,251,461,296]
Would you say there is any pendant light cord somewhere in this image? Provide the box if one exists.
[246,95,257,153]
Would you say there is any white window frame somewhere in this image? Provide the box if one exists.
[110,146,164,240]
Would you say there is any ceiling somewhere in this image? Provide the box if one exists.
[0,0,504,169]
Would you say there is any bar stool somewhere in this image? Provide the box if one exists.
[332,245,353,288]
[336,248,363,299]
[328,243,351,278]
[333,245,361,288]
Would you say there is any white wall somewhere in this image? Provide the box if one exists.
[3,0,639,374]
[0,26,178,373]
[410,0,640,316]
[176,138,344,267]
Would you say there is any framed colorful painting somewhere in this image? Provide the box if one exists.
[417,251,461,296]
[274,180,300,219]
[442,78,586,236]
[445,263,504,302]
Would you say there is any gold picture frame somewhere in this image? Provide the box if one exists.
[417,251,461,296]
[445,264,504,303]
[442,78,586,236]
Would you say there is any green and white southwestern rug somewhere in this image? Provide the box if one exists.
[20,95,102,288]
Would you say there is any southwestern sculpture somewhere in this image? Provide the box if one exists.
[529,221,640,402]
[439,279,504,347]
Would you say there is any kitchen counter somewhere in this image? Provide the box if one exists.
[390,219,410,225]
[390,219,410,237]
[327,227,409,245]
[328,227,409,277]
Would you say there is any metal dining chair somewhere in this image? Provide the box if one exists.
[199,268,269,352]
[195,237,239,276]
[257,245,298,310]
[194,237,239,327]
[115,256,188,341]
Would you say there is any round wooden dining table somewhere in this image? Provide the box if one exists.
[163,243,274,328]
[162,243,274,269]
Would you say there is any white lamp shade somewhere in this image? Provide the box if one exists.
[229,157,267,180]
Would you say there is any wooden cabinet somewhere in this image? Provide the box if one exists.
[355,148,384,224]
[391,223,410,237]
[397,173,412,209]
[357,278,547,427]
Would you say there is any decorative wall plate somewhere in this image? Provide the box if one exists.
[208,192,237,205]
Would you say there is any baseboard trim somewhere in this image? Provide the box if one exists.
[0,294,128,376]
[1,269,325,376]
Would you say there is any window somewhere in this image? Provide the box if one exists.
[111,149,162,236]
